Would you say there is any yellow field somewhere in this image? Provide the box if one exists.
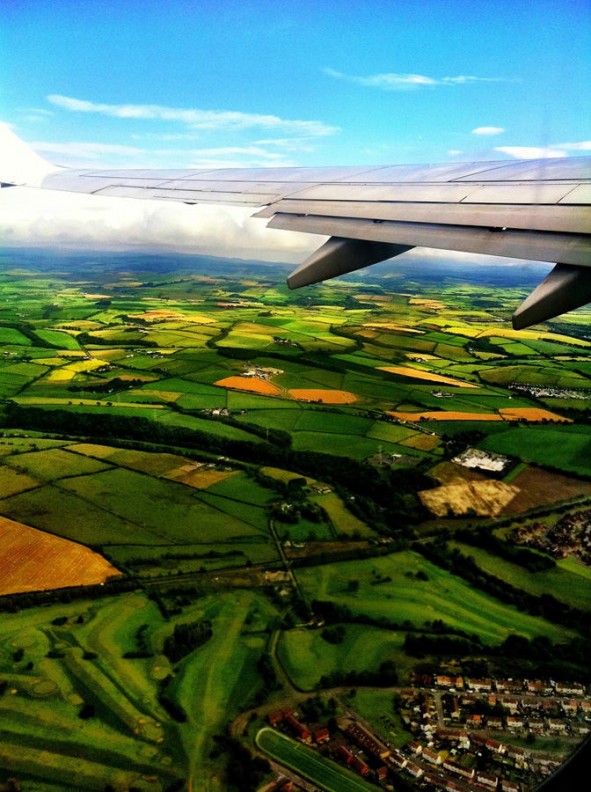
[44,368,75,382]
[367,323,425,335]
[420,480,519,517]
[477,328,590,347]
[400,433,440,451]
[66,359,110,373]
[389,408,569,423]
[215,376,282,396]
[409,297,445,310]
[14,397,165,409]
[260,466,311,484]
[288,389,357,404]
[30,357,69,366]
[0,515,121,595]
[379,366,478,388]
[165,466,236,489]
[405,353,439,360]
[66,443,118,459]
[129,309,216,324]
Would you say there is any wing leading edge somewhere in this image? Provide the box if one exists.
[1,123,590,329]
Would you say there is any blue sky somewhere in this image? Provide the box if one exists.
[0,0,589,257]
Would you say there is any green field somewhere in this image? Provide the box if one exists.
[278,624,408,690]
[449,542,591,612]
[256,728,377,792]
[0,254,590,790]
[480,426,591,476]
[295,552,577,644]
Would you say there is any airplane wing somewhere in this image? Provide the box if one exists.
[1,123,590,329]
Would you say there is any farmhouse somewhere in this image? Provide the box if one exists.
[346,722,391,760]
[466,677,492,693]
[443,759,475,780]
[476,771,499,788]
[495,678,524,694]
[555,681,585,696]
[405,762,423,778]
[375,766,389,782]
[421,747,442,765]
[351,756,370,776]
[313,726,330,744]
[283,711,310,741]
[336,744,354,765]
[267,710,284,727]
[387,750,408,769]
[487,717,504,730]
[525,679,552,695]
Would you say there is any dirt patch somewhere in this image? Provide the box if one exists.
[420,480,519,517]
[429,461,488,484]
[500,467,591,514]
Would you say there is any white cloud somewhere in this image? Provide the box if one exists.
[447,149,463,157]
[48,94,338,138]
[554,140,591,152]
[324,67,505,90]
[494,140,591,159]
[472,126,505,136]
[0,187,321,263]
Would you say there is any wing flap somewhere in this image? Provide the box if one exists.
[270,212,591,268]
[257,198,587,235]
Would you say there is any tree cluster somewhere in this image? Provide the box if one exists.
[163,620,213,663]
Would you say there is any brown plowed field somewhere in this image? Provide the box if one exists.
[0,516,121,595]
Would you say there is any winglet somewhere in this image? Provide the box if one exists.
[0,122,62,188]
[512,264,591,329]
[287,237,413,289]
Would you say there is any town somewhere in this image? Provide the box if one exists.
[263,673,590,792]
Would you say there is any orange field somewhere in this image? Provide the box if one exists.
[214,376,282,396]
[0,516,121,595]
[288,388,357,404]
[389,408,569,423]
[389,410,502,422]
[379,366,478,388]
[499,407,572,423]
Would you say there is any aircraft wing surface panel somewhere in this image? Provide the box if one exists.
[1,122,589,328]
